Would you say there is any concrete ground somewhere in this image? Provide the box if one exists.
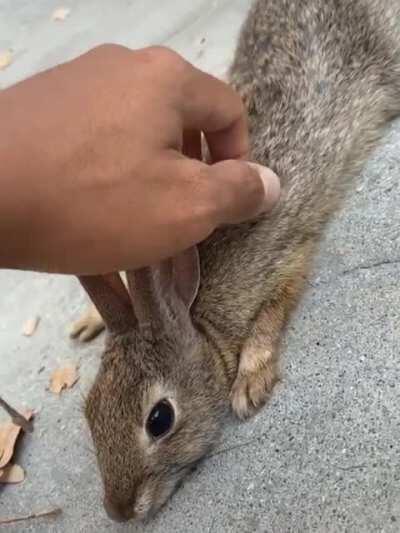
[1,1,400,531]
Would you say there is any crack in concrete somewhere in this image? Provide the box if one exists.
[341,258,400,276]
[312,257,400,287]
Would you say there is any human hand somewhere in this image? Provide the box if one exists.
[0,44,280,274]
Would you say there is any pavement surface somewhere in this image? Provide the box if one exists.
[1,1,400,532]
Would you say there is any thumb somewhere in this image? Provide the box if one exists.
[202,159,281,225]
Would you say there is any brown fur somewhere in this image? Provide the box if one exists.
[79,0,400,521]
[230,240,313,418]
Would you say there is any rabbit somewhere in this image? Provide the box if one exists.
[75,0,400,522]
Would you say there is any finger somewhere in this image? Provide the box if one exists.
[157,155,280,241]
[178,66,249,162]
[197,160,281,225]
[204,113,248,164]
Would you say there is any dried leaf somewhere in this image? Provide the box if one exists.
[0,410,33,468]
[49,364,79,394]
[0,397,33,433]
[0,50,12,70]
[52,7,71,21]
[22,316,40,337]
[0,464,25,484]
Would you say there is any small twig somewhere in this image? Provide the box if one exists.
[0,396,33,433]
[0,507,62,526]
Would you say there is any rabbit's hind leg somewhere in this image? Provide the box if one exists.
[230,241,313,419]
[69,273,128,342]
[69,303,105,342]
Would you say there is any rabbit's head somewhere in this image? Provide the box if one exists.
[80,248,226,522]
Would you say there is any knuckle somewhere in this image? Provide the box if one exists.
[90,43,130,58]
[241,170,265,206]
[172,194,215,244]
[178,164,219,231]
[216,160,264,216]
[223,160,259,189]
[142,46,185,72]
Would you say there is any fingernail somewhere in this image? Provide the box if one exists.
[248,162,281,212]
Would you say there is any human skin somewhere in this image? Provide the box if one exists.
[0,44,280,274]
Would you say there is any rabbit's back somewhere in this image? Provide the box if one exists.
[194,0,400,350]
[230,0,400,224]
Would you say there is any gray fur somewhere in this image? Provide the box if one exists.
[84,0,400,521]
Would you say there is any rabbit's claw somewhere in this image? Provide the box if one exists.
[69,304,105,342]
[230,343,278,420]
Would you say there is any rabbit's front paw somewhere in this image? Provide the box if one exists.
[69,304,105,342]
[230,343,278,420]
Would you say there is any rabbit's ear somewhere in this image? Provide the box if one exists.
[171,246,200,310]
[78,273,136,333]
[126,246,200,328]
[126,267,161,327]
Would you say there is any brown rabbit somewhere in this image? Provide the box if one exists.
[75,0,400,522]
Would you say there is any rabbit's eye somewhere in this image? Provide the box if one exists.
[146,400,174,439]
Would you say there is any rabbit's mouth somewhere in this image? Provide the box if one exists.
[103,452,209,522]
[129,463,195,521]
[103,494,151,523]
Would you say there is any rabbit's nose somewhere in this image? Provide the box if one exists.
[103,497,129,522]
